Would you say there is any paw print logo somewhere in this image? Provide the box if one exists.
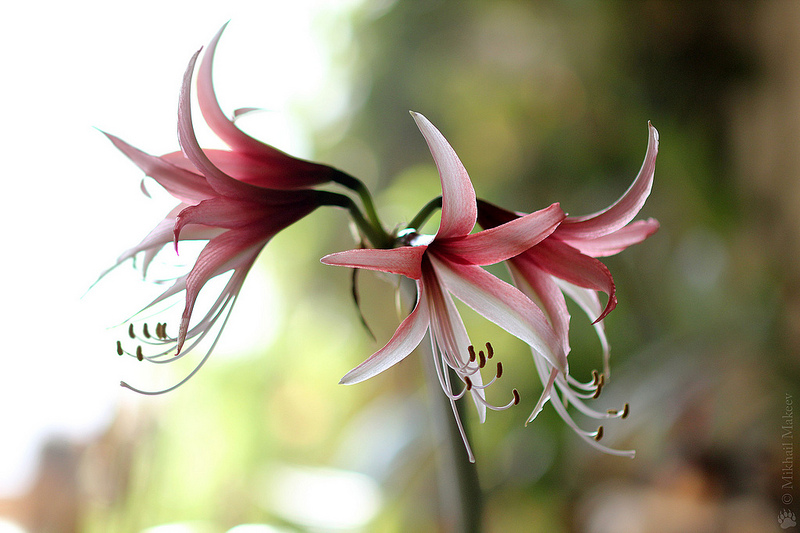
[780,509,797,529]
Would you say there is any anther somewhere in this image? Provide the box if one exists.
[496,362,503,379]
[592,374,605,399]
[116,341,123,356]
[591,370,599,386]
[468,345,476,362]
[478,351,486,368]
[136,346,143,362]
[594,426,604,441]
[512,389,520,405]
[128,324,136,339]
[464,376,473,390]
[485,342,494,359]
[142,323,150,339]
[157,323,167,340]
[621,403,630,419]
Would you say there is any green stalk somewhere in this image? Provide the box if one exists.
[316,190,392,249]
[330,170,392,248]
[407,196,443,232]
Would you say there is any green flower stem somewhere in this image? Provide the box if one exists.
[316,190,392,249]
[424,353,483,533]
[399,278,482,533]
[407,196,443,232]
[330,170,392,248]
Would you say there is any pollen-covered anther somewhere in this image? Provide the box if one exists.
[512,388,520,406]
[128,324,136,339]
[485,342,494,359]
[467,345,476,362]
[464,376,473,390]
[495,361,503,379]
[592,374,605,399]
[591,369,599,386]
[116,341,123,356]
[594,426,604,441]
[478,350,486,368]
[621,402,630,419]
[136,346,144,362]
[142,324,151,339]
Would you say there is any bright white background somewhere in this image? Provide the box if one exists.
[0,0,361,497]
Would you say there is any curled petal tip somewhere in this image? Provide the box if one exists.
[647,122,659,151]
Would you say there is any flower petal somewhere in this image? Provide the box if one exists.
[197,23,276,158]
[430,256,567,373]
[555,279,610,377]
[339,285,430,384]
[178,50,301,202]
[174,196,317,245]
[321,246,427,280]
[436,203,564,265]
[102,132,215,203]
[176,226,271,353]
[410,112,476,239]
[508,261,570,355]
[423,263,487,422]
[163,149,335,190]
[523,239,616,322]
[195,24,335,189]
[562,218,659,257]
[557,122,659,239]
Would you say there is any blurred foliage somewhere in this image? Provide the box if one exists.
[66,1,800,532]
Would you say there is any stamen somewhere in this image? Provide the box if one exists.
[485,342,494,359]
[594,426,604,441]
[128,324,136,339]
[464,376,473,390]
[467,345,476,362]
[136,346,144,362]
[142,324,150,339]
[621,403,630,419]
[592,374,605,399]
[116,341,123,356]
[496,361,503,379]
[512,388,520,406]
[478,351,486,368]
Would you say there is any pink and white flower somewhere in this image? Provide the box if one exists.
[322,112,566,462]
[476,122,660,456]
[102,33,340,393]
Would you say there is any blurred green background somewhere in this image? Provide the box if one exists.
[4,1,798,532]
